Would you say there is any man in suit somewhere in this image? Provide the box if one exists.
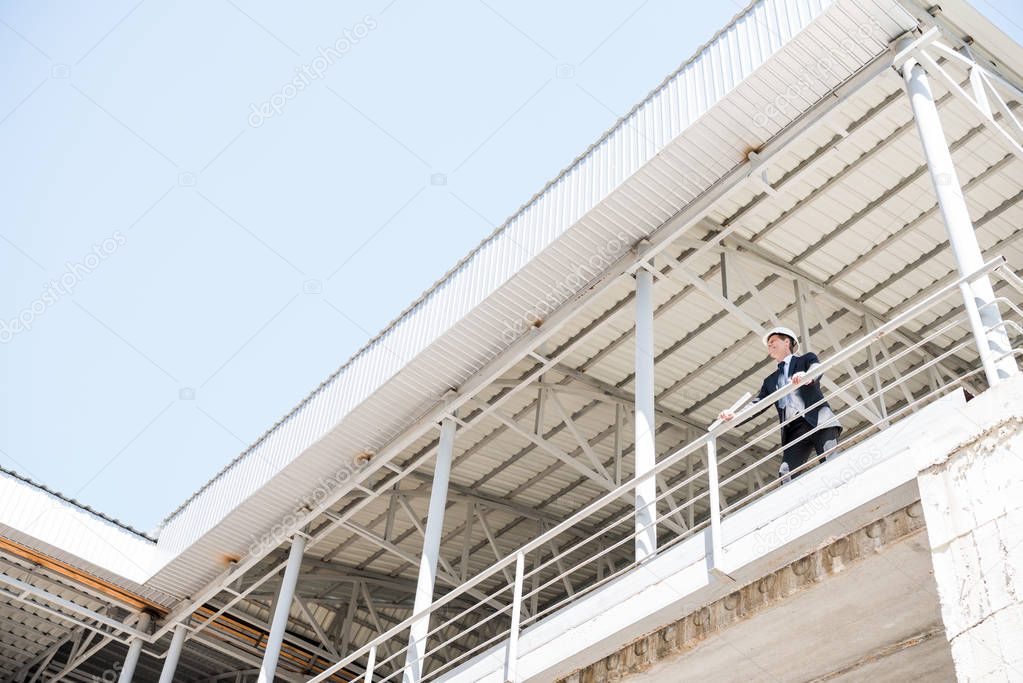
[718,326,841,480]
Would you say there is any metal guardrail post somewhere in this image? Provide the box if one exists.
[504,552,525,683]
[706,393,746,579]
[706,436,725,577]
[364,645,377,683]
[960,281,1002,387]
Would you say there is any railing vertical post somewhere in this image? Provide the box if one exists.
[504,552,525,683]
[899,43,1017,385]
[959,282,1002,386]
[634,267,658,561]
[365,644,377,683]
[706,435,725,576]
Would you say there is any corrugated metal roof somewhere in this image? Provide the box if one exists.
[145,0,917,602]
[0,466,154,541]
[154,0,861,565]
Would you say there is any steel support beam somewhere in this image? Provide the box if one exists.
[0,572,141,643]
[293,597,337,657]
[117,612,151,683]
[157,624,186,683]
[661,255,883,426]
[719,232,986,396]
[49,631,113,683]
[900,42,1018,384]
[794,280,811,352]
[634,268,657,561]
[257,534,306,683]
[403,418,455,682]
[14,629,81,683]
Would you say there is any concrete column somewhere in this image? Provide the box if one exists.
[403,417,456,682]
[900,49,1017,384]
[117,612,151,683]
[914,375,1023,679]
[157,624,186,683]
[258,534,307,683]
[634,268,657,561]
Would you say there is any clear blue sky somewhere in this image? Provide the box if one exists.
[2,0,1022,534]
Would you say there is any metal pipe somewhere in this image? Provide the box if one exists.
[706,437,724,572]
[900,46,1017,384]
[157,624,186,683]
[634,268,657,561]
[959,280,1001,384]
[403,418,456,682]
[364,645,376,683]
[258,534,307,683]
[0,573,141,643]
[117,613,151,683]
[504,552,525,683]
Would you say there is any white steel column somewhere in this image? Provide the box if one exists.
[157,624,186,683]
[403,417,456,682]
[901,49,1018,384]
[634,269,657,561]
[117,612,151,683]
[258,534,307,683]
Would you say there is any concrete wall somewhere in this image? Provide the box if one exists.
[914,375,1023,680]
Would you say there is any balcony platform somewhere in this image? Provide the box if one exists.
[440,390,964,682]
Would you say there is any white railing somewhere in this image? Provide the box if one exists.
[308,256,1023,683]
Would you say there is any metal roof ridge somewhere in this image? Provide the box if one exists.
[0,465,156,542]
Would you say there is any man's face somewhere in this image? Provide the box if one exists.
[766,334,791,362]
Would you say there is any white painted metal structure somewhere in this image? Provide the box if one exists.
[4,0,1023,680]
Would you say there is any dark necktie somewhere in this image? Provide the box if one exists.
[777,361,789,409]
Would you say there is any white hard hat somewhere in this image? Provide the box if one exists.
[763,326,799,348]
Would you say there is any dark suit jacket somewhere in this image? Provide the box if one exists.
[754,352,831,427]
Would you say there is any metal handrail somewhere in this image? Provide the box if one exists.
[307,255,1008,682]
[721,329,978,493]
[717,312,973,482]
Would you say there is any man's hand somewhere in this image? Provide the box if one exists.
[791,371,812,386]
[718,410,735,422]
